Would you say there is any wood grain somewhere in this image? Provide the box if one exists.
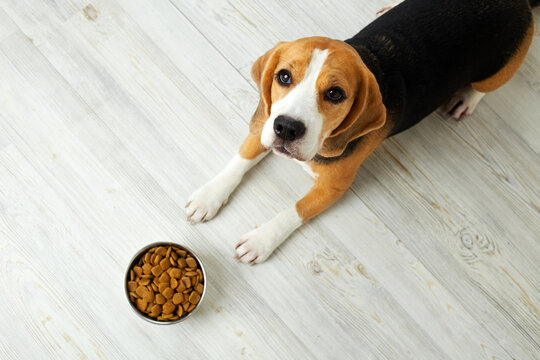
[0,0,538,359]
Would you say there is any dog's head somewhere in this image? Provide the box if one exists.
[249,37,386,161]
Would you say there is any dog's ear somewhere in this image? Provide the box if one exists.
[249,42,286,135]
[319,65,386,157]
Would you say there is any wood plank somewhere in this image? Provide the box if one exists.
[0,145,133,359]
[0,0,538,358]
[170,0,383,70]
[486,54,540,154]
[489,10,540,153]
[352,106,540,358]
[0,6,17,41]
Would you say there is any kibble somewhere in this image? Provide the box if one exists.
[188,291,200,304]
[133,266,143,276]
[142,263,151,274]
[135,285,146,298]
[170,268,181,279]
[163,301,176,314]
[160,258,171,271]
[136,298,147,312]
[172,293,184,305]
[143,290,154,304]
[127,244,204,321]
[181,276,191,289]
[194,283,204,294]
[186,257,197,268]
[158,282,168,294]
[159,273,170,283]
[162,287,174,300]
[127,281,138,292]
[151,265,163,277]
[149,304,161,317]
[155,294,166,305]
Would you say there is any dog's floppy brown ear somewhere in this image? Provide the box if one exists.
[249,42,286,135]
[319,65,386,157]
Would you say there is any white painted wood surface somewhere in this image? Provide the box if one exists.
[0,0,539,358]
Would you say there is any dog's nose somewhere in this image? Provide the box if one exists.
[273,115,306,141]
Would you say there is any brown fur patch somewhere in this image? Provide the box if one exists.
[249,42,286,135]
[317,45,386,158]
[249,98,268,135]
[239,133,267,160]
[472,23,534,93]
[296,127,389,222]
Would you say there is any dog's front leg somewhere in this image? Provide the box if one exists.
[186,134,268,223]
[234,171,353,265]
[234,133,386,265]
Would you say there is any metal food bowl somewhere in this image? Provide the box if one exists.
[124,242,207,324]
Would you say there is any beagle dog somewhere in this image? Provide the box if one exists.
[186,0,537,264]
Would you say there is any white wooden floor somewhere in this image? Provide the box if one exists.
[0,0,539,359]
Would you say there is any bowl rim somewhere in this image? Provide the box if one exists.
[124,241,207,325]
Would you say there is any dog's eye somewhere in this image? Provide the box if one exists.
[277,69,292,86]
[325,87,345,103]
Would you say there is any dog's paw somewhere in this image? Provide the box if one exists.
[234,224,283,265]
[376,3,398,17]
[185,180,232,223]
[234,206,301,265]
[444,85,485,120]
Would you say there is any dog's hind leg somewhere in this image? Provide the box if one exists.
[445,21,534,120]
[185,134,268,223]
[472,23,534,94]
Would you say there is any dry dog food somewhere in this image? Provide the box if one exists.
[127,245,204,321]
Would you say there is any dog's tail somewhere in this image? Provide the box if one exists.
[530,0,540,7]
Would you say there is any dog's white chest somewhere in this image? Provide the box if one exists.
[295,159,318,179]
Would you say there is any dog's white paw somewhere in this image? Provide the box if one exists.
[234,206,302,265]
[444,85,485,120]
[234,224,282,265]
[185,180,234,223]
